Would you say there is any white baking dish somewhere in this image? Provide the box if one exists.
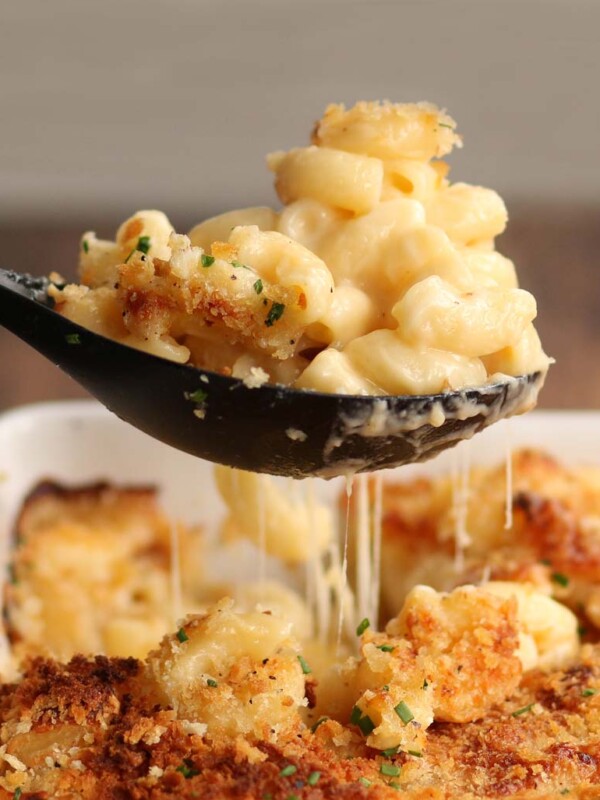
[1,400,599,549]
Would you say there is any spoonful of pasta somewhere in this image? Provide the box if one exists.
[0,101,550,477]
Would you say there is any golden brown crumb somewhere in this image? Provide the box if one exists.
[2,649,600,798]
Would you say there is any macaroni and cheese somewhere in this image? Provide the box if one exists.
[50,101,550,395]
[2,448,600,798]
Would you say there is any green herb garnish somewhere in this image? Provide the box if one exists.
[377,644,395,652]
[280,764,297,777]
[265,301,285,327]
[358,777,372,787]
[551,572,569,587]
[82,239,89,253]
[176,760,199,779]
[394,701,414,725]
[253,278,264,294]
[185,388,208,404]
[207,678,218,688]
[408,750,423,757]
[297,655,312,675]
[232,260,250,270]
[438,122,454,129]
[311,716,328,733]
[357,714,376,736]
[350,704,376,735]
[578,624,588,638]
[176,628,189,643]
[137,235,151,254]
[124,236,152,263]
[380,763,401,777]
[582,688,598,697]
[307,771,321,786]
[65,333,81,345]
[201,254,215,267]
[13,790,22,800]
[356,618,370,636]
[512,703,535,717]
[381,746,399,758]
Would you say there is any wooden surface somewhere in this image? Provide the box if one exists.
[1,202,598,412]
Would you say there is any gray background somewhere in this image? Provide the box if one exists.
[1,0,599,409]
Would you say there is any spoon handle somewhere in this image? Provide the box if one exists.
[0,267,59,349]
[0,268,53,302]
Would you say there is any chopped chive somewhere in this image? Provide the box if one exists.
[389,781,402,791]
[357,714,376,736]
[82,239,89,253]
[438,122,453,129]
[124,249,135,263]
[232,259,251,270]
[356,618,370,636]
[185,388,208,404]
[265,301,285,327]
[394,701,414,725]
[176,628,189,643]
[307,771,321,786]
[358,777,371,787]
[176,761,199,779]
[582,688,598,697]
[207,678,218,688]
[350,706,362,725]
[551,572,569,587]
[382,684,390,692]
[137,235,151,255]
[560,791,570,795]
[408,750,423,757]
[297,655,312,675]
[280,764,297,777]
[311,716,328,733]
[13,791,22,800]
[377,644,395,653]
[380,763,401,777]
[201,254,215,267]
[253,278,264,295]
[65,333,81,345]
[512,703,535,717]
[381,746,399,758]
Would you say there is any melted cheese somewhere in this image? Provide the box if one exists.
[451,444,472,573]
[504,422,513,530]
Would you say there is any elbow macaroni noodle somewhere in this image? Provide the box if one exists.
[51,100,550,395]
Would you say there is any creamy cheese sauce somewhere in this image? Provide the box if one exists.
[505,421,514,530]
[336,476,354,650]
[317,370,546,477]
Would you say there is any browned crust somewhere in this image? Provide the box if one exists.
[2,651,600,798]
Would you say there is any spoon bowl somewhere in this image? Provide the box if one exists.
[0,268,545,478]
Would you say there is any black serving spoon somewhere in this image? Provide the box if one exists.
[0,268,545,478]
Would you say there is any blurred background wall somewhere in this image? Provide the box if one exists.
[1,0,599,410]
